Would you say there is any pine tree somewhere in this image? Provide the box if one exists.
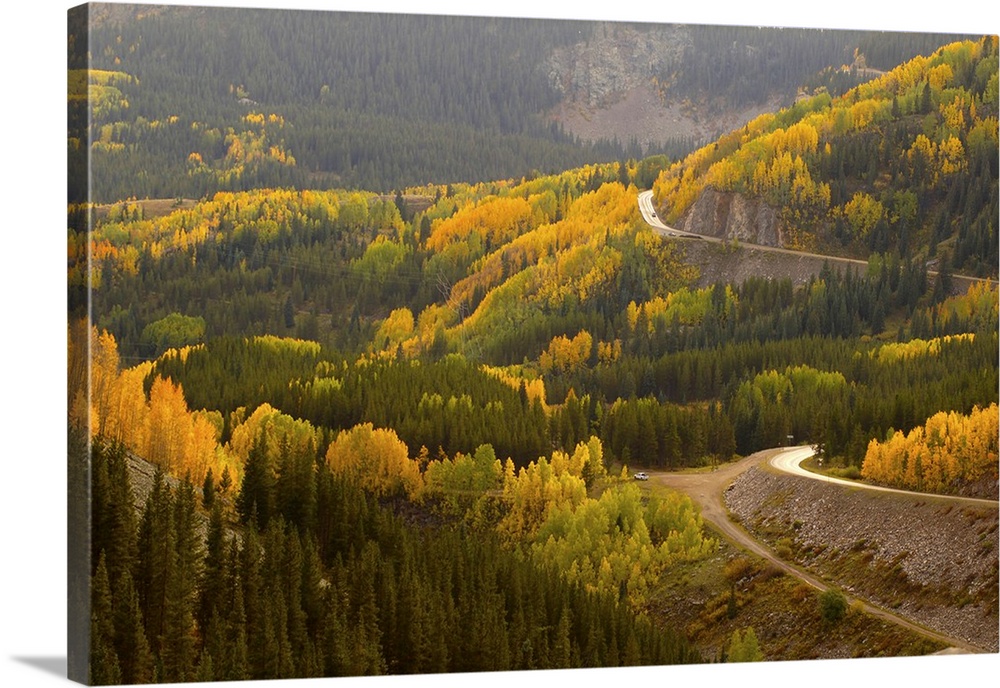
[202,467,216,509]
[158,519,195,682]
[90,555,123,685]
[198,500,227,634]
[553,605,573,668]
[219,464,233,494]
[237,433,276,527]
[134,475,203,682]
[195,648,215,682]
[217,540,250,681]
[136,469,173,657]
[91,441,138,589]
[112,569,154,684]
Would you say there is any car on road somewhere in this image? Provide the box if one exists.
[633,472,649,481]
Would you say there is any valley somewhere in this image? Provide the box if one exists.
[68,7,998,682]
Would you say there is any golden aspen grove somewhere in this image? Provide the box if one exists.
[68,6,999,684]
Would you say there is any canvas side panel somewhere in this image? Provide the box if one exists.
[68,3,93,684]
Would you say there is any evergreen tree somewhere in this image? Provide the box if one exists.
[92,441,138,589]
[90,555,123,686]
[202,467,216,510]
[112,570,154,684]
[136,469,173,657]
[198,500,227,634]
[237,433,276,527]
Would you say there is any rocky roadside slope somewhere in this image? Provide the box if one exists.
[724,465,999,652]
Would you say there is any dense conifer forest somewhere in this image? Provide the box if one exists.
[67,7,999,683]
[69,4,978,202]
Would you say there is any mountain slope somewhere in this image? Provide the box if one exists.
[72,5,982,203]
[652,37,999,277]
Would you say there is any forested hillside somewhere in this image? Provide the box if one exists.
[653,37,999,277]
[70,5,624,202]
[69,5,978,203]
[77,154,998,474]
[658,24,971,109]
[68,14,999,682]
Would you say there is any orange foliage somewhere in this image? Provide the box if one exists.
[861,403,999,494]
[143,376,221,482]
[70,325,233,484]
[425,196,535,253]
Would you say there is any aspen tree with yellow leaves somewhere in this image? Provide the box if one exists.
[861,404,999,495]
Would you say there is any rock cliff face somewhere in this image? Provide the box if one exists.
[679,188,782,247]
[543,25,784,151]
[545,24,689,109]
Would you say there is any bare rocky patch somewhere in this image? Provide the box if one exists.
[725,465,999,652]
[543,24,784,151]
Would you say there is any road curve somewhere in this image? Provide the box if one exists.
[636,189,998,288]
[648,447,991,653]
[637,190,705,239]
[770,445,999,509]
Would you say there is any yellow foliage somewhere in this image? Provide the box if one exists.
[650,39,989,241]
[538,330,593,374]
[927,63,955,91]
[872,333,975,364]
[937,136,967,175]
[597,339,622,365]
[374,307,415,352]
[923,282,998,332]
[842,192,884,238]
[481,365,547,407]
[496,453,588,544]
[861,403,998,493]
[426,196,534,253]
[325,423,424,499]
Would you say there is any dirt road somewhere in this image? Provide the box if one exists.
[647,448,989,653]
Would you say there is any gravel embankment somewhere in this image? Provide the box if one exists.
[725,465,999,652]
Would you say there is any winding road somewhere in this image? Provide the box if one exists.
[635,188,997,651]
[649,445,997,653]
[770,445,1000,509]
[636,189,999,289]
[637,190,705,239]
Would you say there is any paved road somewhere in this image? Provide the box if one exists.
[637,190,705,239]
[636,190,998,288]
[648,446,990,653]
[770,445,999,509]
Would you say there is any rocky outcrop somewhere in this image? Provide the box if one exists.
[680,240,835,289]
[543,24,786,151]
[545,24,689,109]
[679,188,782,247]
[725,465,999,652]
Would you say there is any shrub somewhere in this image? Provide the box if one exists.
[791,582,813,602]
[818,589,848,623]
[724,556,756,584]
